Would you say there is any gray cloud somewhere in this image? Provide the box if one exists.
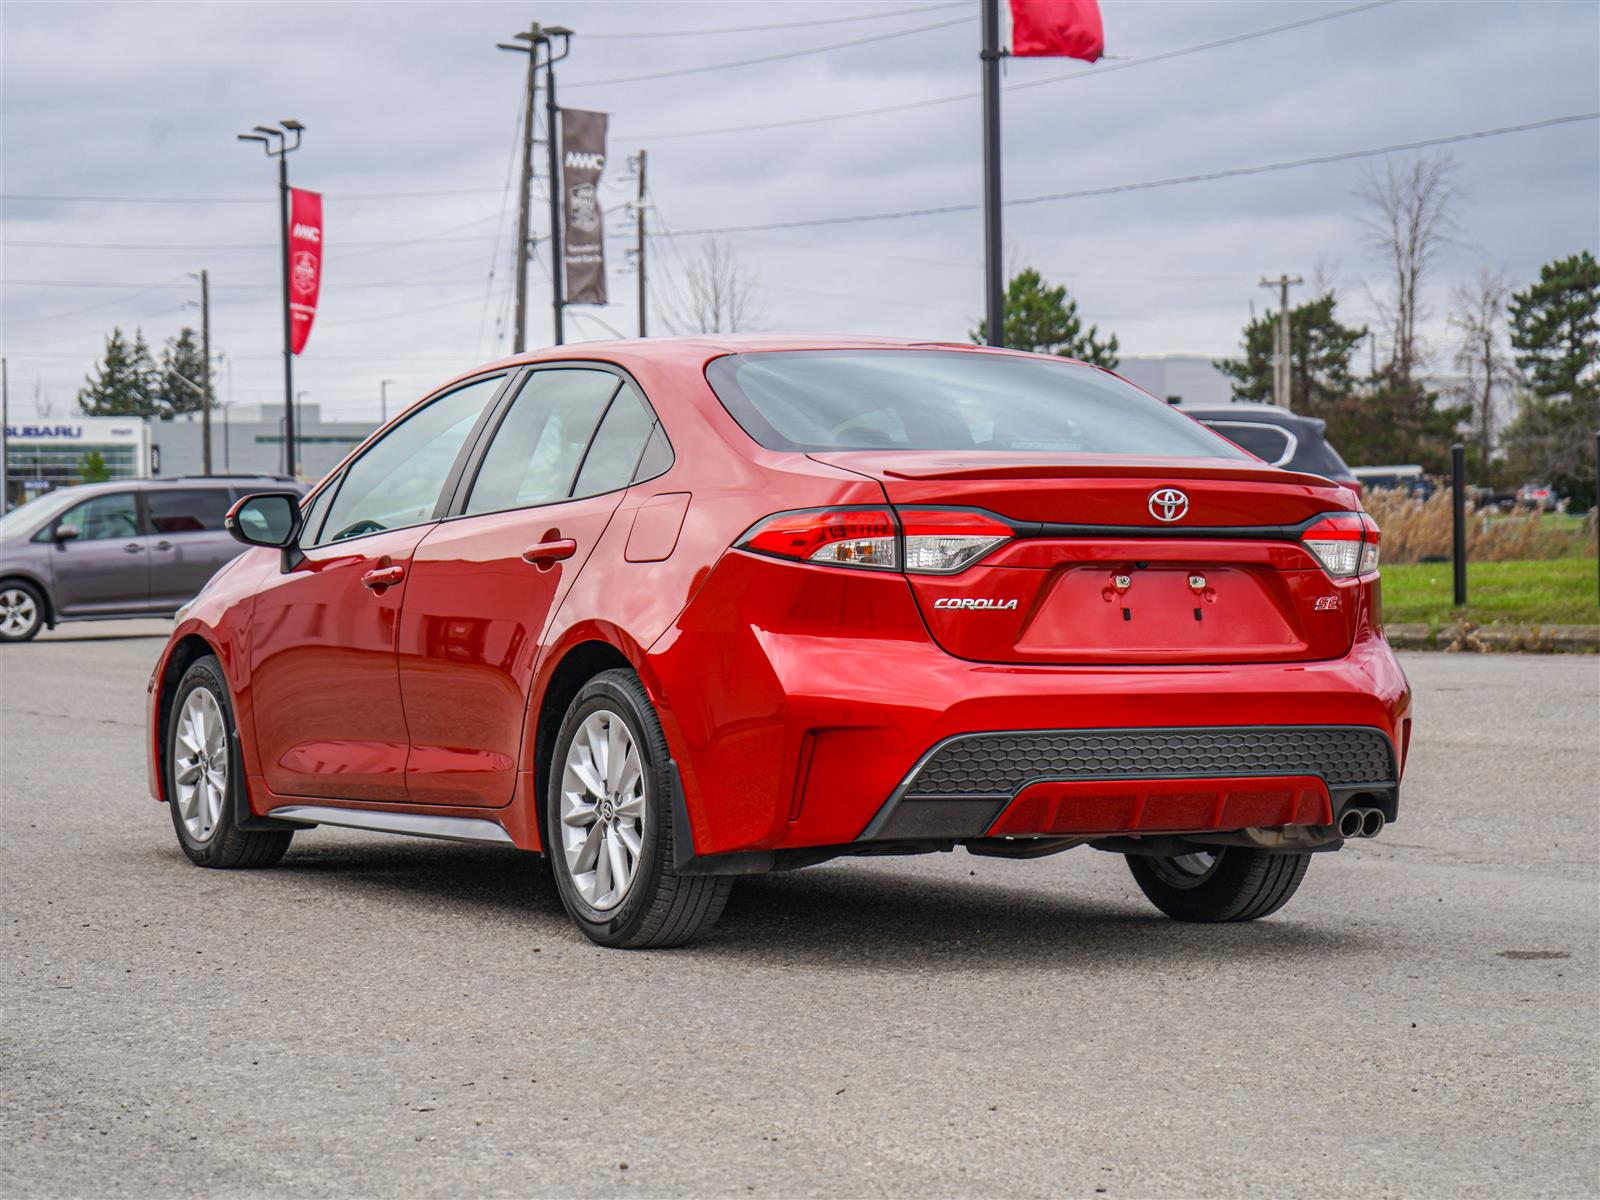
[2,0,1596,421]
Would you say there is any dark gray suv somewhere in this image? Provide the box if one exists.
[0,476,302,643]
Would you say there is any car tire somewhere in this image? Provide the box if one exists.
[1125,846,1309,922]
[167,655,293,869]
[545,668,731,948]
[0,581,46,643]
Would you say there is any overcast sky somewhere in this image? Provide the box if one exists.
[3,0,1597,423]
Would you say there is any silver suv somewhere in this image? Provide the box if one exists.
[0,476,302,643]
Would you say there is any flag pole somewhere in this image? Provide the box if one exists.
[981,0,1005,348]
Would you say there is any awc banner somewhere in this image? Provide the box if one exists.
[288,188,322,354]
[560,109,608,306]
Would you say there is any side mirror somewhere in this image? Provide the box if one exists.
[53,524,81,542]
[225,492,303,549]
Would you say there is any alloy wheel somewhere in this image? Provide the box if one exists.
[559,709,647,911]
[0,588,38,638]
[173,687,228,843]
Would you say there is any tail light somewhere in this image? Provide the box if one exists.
[736,507,1012,575]
[1302,513,1380,578]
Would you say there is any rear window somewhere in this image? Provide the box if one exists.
[705,350,1248,460]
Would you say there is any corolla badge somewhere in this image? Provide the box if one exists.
[1148,488,1189,522]
[933,598,1019,610]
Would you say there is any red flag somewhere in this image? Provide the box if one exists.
[1003,0,1103,61]
[287,188,322,355]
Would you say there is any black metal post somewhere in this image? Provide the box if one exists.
[277,153,296,477]
[980,0,1004,348]
[545,43,564,347]
[1451,442,1467,608]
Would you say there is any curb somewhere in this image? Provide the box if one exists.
[1385,623,1600,653]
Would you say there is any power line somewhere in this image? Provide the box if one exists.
[1,185,505,205]
[582,2,965,39]
[620,0,1396,142]
[565,15,973,90]
[671,112,1600,236]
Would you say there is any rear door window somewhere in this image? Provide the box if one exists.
[572,385,657,499]
[147,489,232,533]
[465,369,621,515]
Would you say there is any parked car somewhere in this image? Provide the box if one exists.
[1179,404,1362,493]
[0,476,302,643]
[146,340,1409,948]
[1514,481,1560,512]
[1352,464,1434,500]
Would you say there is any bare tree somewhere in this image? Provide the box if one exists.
[1449,267,1516,469]
[668,239,761,334]
[1357,152,1464,381]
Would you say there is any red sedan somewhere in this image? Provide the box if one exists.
[146,338,1410,947]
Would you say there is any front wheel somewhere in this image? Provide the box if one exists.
[0,582,45,643]
[167,655,293,868]
[545,669,731,948]
[1126,846,1309,922]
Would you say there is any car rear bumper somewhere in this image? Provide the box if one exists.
[648,554,1411,859]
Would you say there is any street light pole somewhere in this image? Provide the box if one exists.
[191,269,212,476]
[1,356,9,514]
[238,120,304,477]
[380,378,396,423]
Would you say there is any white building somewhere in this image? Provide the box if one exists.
[2,416,152,507]
[1114,353,1237,407]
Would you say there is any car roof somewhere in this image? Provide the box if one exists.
[1181,404,1326,430]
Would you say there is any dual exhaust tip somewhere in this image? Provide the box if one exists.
[1338,806,1386,839]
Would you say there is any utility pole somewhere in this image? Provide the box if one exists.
[980,0,1004,347]
[498,24,573,349]
[506,24,539,355]
[633,149,647,337]
[237,120,305,476]
[1,356,9,514]
[198,269,212,476]
[1259,274,1302,410]
[380,378,396,423]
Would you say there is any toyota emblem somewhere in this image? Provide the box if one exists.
[1148,488,1189,522]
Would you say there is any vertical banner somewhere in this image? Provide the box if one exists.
[287,188,323,354]
[560,109,608,306]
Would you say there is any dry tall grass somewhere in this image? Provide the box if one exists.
[1361,488,1594,564]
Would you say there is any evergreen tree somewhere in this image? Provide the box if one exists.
[1501,251,1600,505]
[77,328,159,417]
[1214,292,1367,412]
[78,450,112,484]
[971,269,1119,367]
[1355,367,1470,475]
[155,326,211,416]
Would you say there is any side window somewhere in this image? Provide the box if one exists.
[315,375,502,545]
[632,423,674,484]
[465,369,620,516]
[148,489,231,533]
[1203,421,1292,466]
[572,386,657,499]
[56,493,139,541]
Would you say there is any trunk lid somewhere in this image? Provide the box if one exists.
[811,451,1362,665]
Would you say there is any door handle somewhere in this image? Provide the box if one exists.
[154,541,173,551]
[361,565,405,590]
[522,539,577,568]
[123,543,145,554]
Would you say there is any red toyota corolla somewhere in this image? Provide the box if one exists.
[146,338,1410,947]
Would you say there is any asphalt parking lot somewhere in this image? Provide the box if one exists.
[2,621,1596,1199]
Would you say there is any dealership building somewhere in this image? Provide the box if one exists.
[3,404,376,508]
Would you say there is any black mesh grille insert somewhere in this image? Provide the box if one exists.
[905,727,1394,798]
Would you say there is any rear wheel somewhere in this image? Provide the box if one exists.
[545,669,731,948]
[167,655,293,868]
[1126,846,1309,922]
[0,582,45,643]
